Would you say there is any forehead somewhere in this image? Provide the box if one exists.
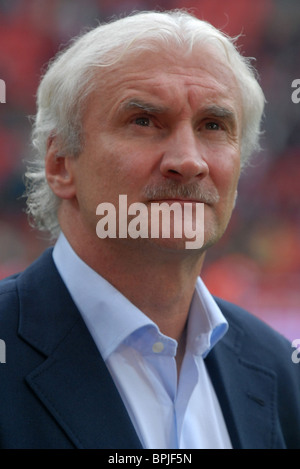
[88,45,242,119]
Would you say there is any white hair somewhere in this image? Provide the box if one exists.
[25,9,265,239]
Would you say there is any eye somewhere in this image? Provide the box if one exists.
[205,122,221,131]
[134,116,151,127]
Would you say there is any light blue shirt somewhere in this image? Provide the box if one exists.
[53,233,232,449]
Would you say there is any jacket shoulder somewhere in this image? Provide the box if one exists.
[0,274,21,326]
[0,249,54,329]
[215,296,292,346]
[214,296,299,383]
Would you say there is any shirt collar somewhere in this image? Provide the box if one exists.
[188,279,228,357]
[53,233,228,360]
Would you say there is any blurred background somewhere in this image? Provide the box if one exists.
[0,0,299,340]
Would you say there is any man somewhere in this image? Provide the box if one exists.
[1,10,299,449]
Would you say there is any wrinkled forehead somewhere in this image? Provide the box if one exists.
[86,43,242,116]
[91,40,240,95]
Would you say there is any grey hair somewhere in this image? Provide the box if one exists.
[25,9,265,239]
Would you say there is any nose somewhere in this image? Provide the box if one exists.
[160,124,209,183]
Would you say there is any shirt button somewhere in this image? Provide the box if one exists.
[152,341,164,353]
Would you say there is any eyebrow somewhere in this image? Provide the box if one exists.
[119,99,237,127]
[203,105,237,127]
[120,98,169,114]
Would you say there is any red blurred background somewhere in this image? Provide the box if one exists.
[0,0,299,340]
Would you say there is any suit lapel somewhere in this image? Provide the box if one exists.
[206,301,278,449]
[17,249,281,449]
[18,249,142,449]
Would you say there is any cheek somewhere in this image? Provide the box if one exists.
[102,141,156,189]
[211,154,240,202]
[215,160,239,182]
[82,140,153,203]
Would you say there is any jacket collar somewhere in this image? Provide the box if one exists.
[17,249,279,449]
[206,298,279,449]
[17,248,142,449]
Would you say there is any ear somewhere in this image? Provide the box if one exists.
[45,136,76,200]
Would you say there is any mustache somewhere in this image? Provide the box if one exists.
[143,180,220,205]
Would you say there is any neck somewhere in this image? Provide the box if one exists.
[59,206,206,345]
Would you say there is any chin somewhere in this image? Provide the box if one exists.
[140,236,205,254]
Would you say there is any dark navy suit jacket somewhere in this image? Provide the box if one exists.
[1,248,300,449]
